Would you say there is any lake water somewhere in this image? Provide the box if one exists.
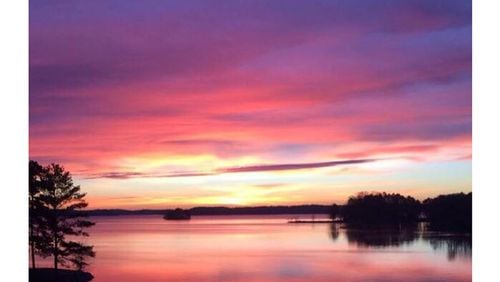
[36,214,472,281]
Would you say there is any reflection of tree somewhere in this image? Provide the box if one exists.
[329,223,340,241]
[424,235,472,261]
[328,223,472,261]
[342,225,419,248]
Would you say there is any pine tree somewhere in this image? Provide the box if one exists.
[29,160,51,269]
[35,163,95,270]
[64,241,95,271]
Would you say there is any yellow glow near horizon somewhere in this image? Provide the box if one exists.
[357,158,413,172]
[114,153,265,175]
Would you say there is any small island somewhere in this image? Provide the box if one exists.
[163,208,191,220]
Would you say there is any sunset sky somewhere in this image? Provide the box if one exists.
[29,0,471,209]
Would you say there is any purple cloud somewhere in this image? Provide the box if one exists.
[84,158,377,179]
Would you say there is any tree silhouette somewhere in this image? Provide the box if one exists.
[329,204,340,220]
[423,192,472,232]
[29,160,50,269]
[342,192,421,226]
[63,241,96,271]
[329,191,471,231]
[33,162,95,270]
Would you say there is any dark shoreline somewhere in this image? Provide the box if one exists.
[30,268,93,282]
[82,204,332,216]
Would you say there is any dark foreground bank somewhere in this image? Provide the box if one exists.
[30,268,93,282]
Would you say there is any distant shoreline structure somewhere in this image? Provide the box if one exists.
[288,219,339,224]
[163,208,191,220]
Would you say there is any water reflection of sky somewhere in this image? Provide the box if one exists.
[35,215,471,282]
[331,223,471,262]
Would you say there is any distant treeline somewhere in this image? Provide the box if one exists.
[84,204,331,216]
[330,192,472,232]
[82,192,472,232]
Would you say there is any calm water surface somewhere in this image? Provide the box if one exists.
[40,214,471,281]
